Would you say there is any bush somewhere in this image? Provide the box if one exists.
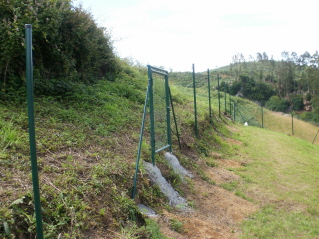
[0,0,119,101]
[305,93,312,101]
[299,111,319,124]
[291,96,304,110]
[265,96,290,112]
[229,81,241,95]
[311,96,319,114]
[228,76,275,101]
[218,81,228,92]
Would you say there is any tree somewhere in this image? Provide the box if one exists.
[265,95,290,112]
[256,52,263,62]
[0,0,119,100]
[230,75,275,101]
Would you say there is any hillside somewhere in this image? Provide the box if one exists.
[2,1,319,238]
[1,60,319,238]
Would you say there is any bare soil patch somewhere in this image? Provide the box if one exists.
[225,138,242,145]
[217,159,242,168]
[157,172,258,239]
[206,167,241,185]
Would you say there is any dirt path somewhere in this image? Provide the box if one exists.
[156,158,258,239]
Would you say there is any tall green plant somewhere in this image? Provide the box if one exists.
[0,0,119,101]
[265,96,290,112]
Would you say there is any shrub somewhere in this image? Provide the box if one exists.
[228,75,275,101]
[305,93,312,101]
[265,96,290,112]
[229,81,241,95]
[291,96,304,110]
[311,96,319,114]
[299,111,319,124]
[0,0,119,100]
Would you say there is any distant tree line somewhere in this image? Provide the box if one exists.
[219,76,275,102]
[228,51,319,97]
[0,0,119,101]
[220,51,319,114]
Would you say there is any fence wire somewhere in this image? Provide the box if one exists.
[152,72,168,151]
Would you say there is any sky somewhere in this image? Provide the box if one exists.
[73,0,318,72]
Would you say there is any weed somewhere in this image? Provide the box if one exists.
[0,119,26,151]
[220,181,238,191]
[202,192,209,197]
[169,218,184,233]
[234,191,252,202]
[144,218,168,239]
[187,201,196,208]
[197,169,216,185]
[206,160,218,167]
[115,223,142,239]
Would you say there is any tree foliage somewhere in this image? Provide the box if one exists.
[221,50,319,115]
[291,96,304,110]
[265,96,290,112]
[228,51,319,97]
[226,75,275,101]
[0,0,119,101]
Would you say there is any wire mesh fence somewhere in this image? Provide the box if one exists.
[152,72,169,151]
[233,99,319,145]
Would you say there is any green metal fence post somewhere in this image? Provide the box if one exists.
[312,129,319,144]
[261,103,264,128]
[292,111,294,136]
[228,83,231,116]
[224,82,227,114]
[165,74,172,152]
[148,65,156,165]
[192,64,198,138]
[25,24,44,239]
[233,101,236,122]
[132,82,150,199]
[217,74,221,118]
[207,69,212,124]
[169,87,181,150]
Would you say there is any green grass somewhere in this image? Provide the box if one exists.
[0,74,152,238]
[145,218,169,239]
[242,205,319,238]
[227,126,319,238]
[0,107,28,152]
[4,61,318,238]
[169,218,185,233]
[0,64,232,238]
[231,97,319,146]
[263,110,319,145]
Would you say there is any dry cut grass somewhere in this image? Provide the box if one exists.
[262,110,319,146]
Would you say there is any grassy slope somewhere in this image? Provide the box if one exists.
[1,62,319,238]
[0,63,232,238]
[0,65,153,238]
[229,126,319,238]
[170,77,319,237]
[231,96,319,146]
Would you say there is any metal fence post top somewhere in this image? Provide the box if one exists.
[25,24,32,28]
[147,65,169,75]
